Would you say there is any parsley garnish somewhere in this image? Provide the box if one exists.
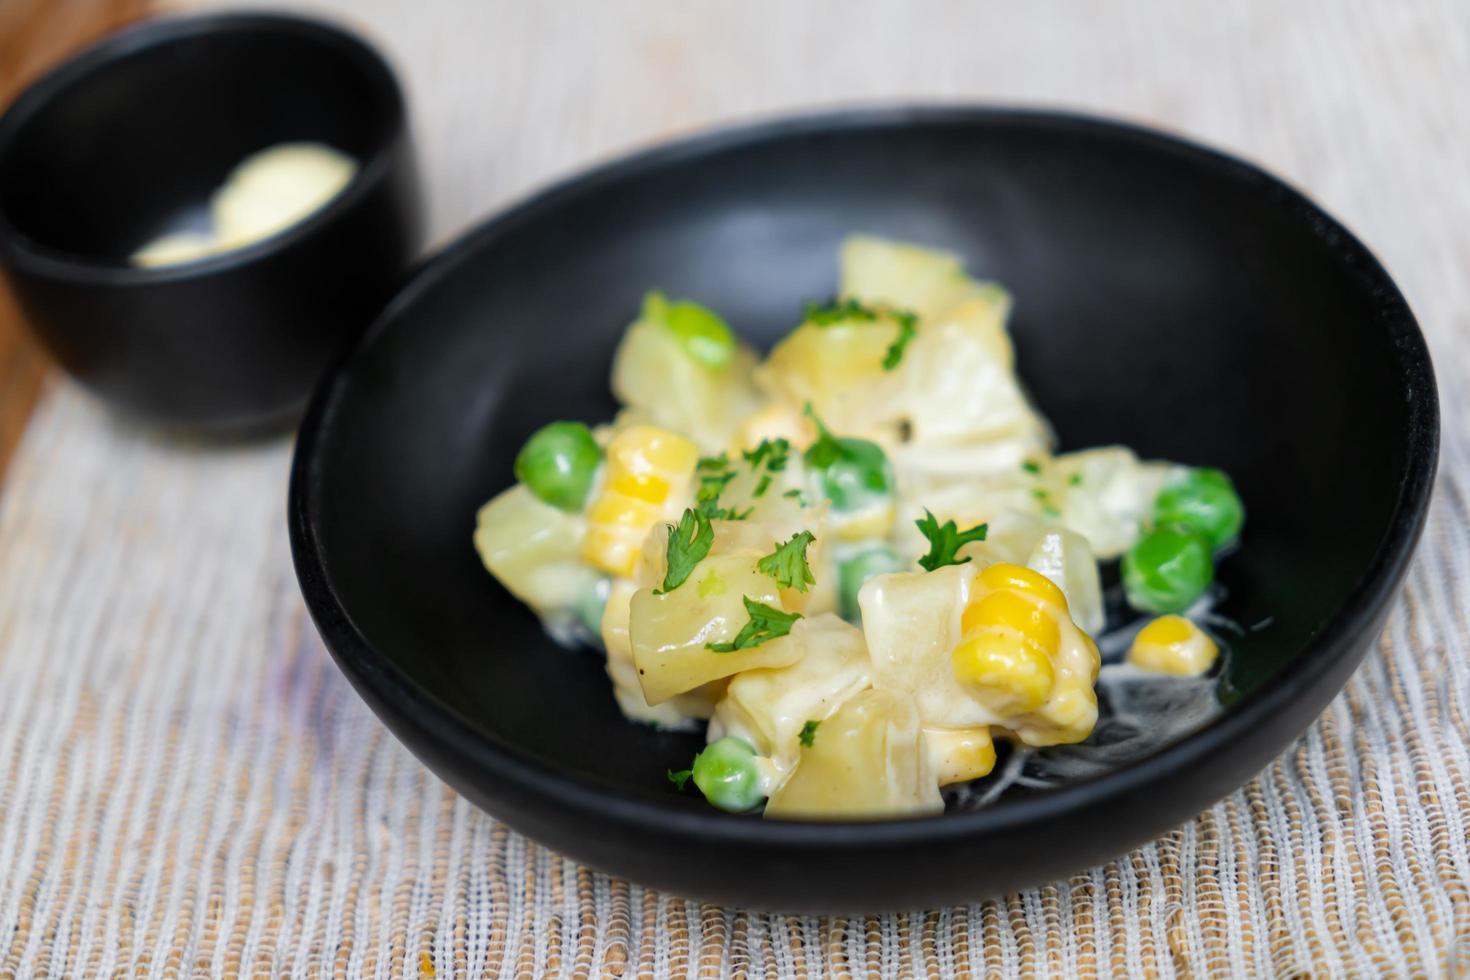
[695,467,749,521]
[742,438,791,473]
[798,720,820,747]
[706,597,803,652]
[699,470,735,502]
[697,469,735,504]
[1031,488,1050,501]
[654,509,714,594]
[805,297,880,326]
[667,768,693,790]
[1041,504,1062,519]
[1068,473,1083,487]
[804,299,920,371]
[697,453,730,472]
[915,509,989,572]
[802,403,845,469]
[1021,460,1042,476]
[757,531,816,592]
[881,315,917,371]
[782,488,805,501]
[744,438,789,500]
[700,500,752,521]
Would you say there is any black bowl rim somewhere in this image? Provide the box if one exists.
[289,104,1439,851]
[0,9,407,285]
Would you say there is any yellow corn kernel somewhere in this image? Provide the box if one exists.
[951,563,1073,716]
[951,630,1055,714]
[1128,614,1219,676]
[960,589,1060,654]
[925,727,997,785]
[608,473,670,503]
[609,424,700,476]
[586,495,661,527]
[1136,613,1193,646]
[976,562,1067,610]
[581,425,698,576]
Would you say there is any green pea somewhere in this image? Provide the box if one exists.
[514,421,601,511]
[1154,467,1245,552]
[838,547,903,622]
[643,291,735,369]
[1122,526,1215,614]
[692,737,765,812]
[819,438,894,512]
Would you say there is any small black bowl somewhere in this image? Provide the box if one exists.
[0,12,422,433]
[289,107,1437,912]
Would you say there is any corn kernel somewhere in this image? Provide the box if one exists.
[608,473,670,504]
[581,425,698,576]
[976,563,1068,610]
[1128,614,1218,676]
[1136,613,1193,646]
[581,528,639,578]
[960,590,1061,654]
[610,424,700,475]
[951,630,1055,714]
[586,495,661,527]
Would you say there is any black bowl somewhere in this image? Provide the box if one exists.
[289,107,1437,912]
[0,12,422,433]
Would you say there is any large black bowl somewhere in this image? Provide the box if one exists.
[0,12,422,432]
[289,107,1437,913]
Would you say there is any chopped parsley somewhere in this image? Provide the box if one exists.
[782,488,805,501]
[706,597,803,652]
[744,438,790,500]
[1068,473,1083,487]
[742,437,791,473]
[667,768,693,790]
[804,299,920,371]
[654,508,714,594]
[695,467,750,521]
[804,297,881,326]
[700,500,752,521]
[1021,459,1042,476]
[881,315,918,371]
[1041,504,1062,519]
[698,469,735,502]
[802,403,844,469]
[798,720,820,747]
[915,509,990,572]
[1031,488,1050,502]
[697,452,730,472]
[757,531,816,593]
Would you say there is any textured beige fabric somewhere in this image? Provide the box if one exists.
[3,0,1470,975]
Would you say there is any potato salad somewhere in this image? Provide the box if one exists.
[474,236,1245,820]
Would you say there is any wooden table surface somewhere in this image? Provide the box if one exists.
[0,0,149,479]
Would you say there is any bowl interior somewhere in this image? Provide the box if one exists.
[305,112,1420,812]
[0,15,399,262]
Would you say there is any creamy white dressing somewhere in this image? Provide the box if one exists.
[131,142,357,267]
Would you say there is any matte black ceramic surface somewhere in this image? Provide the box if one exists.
[289,108,1437,912]
[0,12,422,432]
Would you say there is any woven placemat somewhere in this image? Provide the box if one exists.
[4,0,1469,974]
